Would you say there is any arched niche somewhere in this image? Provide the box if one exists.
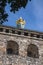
[6,40,19,55]
[27,44,39,58]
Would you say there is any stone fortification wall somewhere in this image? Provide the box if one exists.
[0,26,43,65]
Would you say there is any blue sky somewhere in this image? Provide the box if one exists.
[3,0,43,32]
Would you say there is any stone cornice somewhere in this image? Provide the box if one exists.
[0,25,43,40]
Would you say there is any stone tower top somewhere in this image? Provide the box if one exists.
[16,17,25,29]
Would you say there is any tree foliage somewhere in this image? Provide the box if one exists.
[0,0,31,24]
[0,0,8,24]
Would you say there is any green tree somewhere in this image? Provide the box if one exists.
[0,0,31,24]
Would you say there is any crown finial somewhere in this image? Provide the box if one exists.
[16,17,25,29]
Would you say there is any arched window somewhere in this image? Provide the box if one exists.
[7,40,19,55]
[27,44,39,58]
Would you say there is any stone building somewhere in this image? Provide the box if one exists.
[0,18,43,65]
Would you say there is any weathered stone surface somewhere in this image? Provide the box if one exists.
[0,26,43,65]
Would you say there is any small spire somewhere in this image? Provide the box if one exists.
[20,17,22,19]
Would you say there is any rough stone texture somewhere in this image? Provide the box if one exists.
[0,26,43,65]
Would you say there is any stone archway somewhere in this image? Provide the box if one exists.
[27,44,39,58]
[6,40,19,55]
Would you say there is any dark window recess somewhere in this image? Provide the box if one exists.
[5,29,9,33]
[27,51,32,57]
[12,30,15,34]
[7,48,13,54]
[30,33,34,37]
[27,44,39,58]
[42,35,43,39]
[37,35,40,38]
[0,28,3,32]
[24,32,28,36]
[7,41,19,55]
[18,31,21,35]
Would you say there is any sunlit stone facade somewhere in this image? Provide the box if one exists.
[0,25,43,65]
